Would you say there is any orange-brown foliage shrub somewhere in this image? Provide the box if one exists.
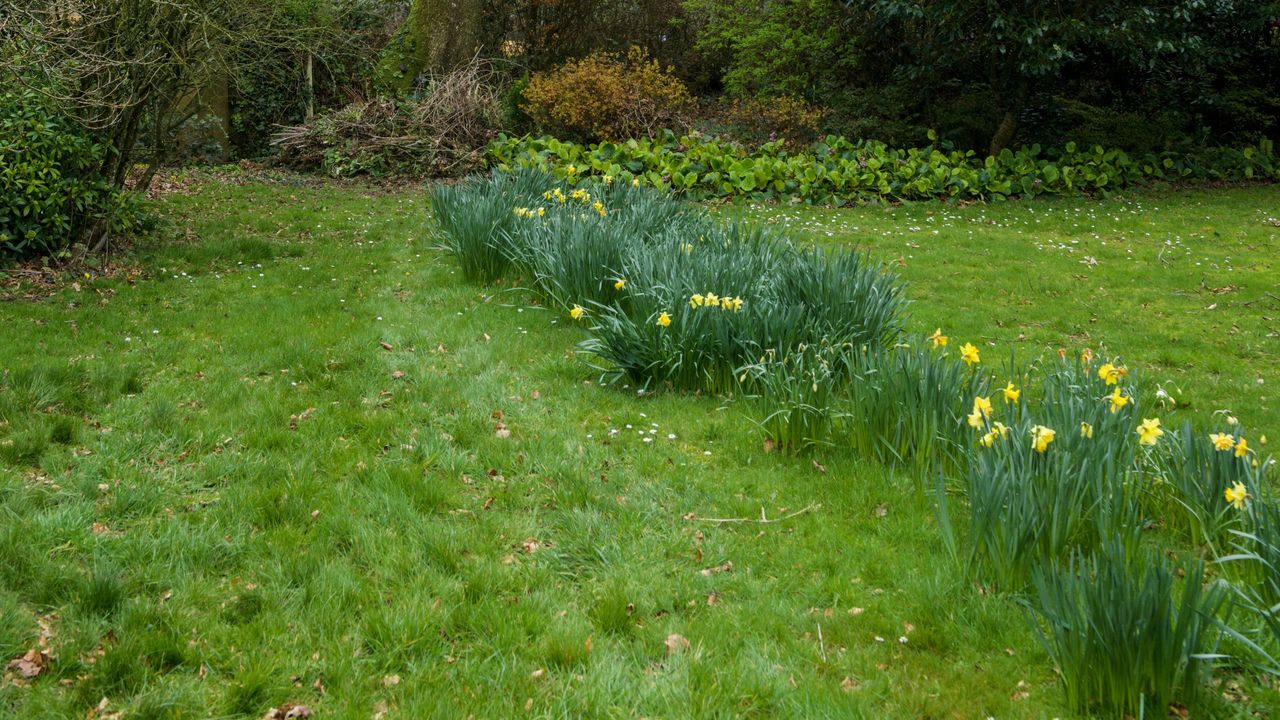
[522,47,692,142]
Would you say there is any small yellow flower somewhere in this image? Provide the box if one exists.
[1136,417,1164,446]
[553,188,566,204]
[960,342,980,366]
[731,297,743,312]
[1031,425,1056,453]
[967,410,984,429]
[1108,387,1130,414]
[614,278,626,291]
[1209,432,1234,451]
[656,312,671,328]
[720,296,733,310]
[632,177,641,187]
[992,421,1010,437]
[928,328,948,348]
[603,174,614,185]
[1235,437,1249,458]
[689,294,704,308]
[1002,382,1020,404]
[1225,482,1249,510]
[1098,363,1119,385]
[566,164,577,175]
[543,190,552,200]
[681,242,693,255]
[1080,421,1094,439]
[972,396,993,418]
[570,305,586,320]
[1080,348,1094,365]
[704,292,720,307]
[593,201,606,217]
[979,430,998,447]
[537,207,545,217]
[1260,434,1267,445]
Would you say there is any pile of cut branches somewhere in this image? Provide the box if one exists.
[272,58,504,177]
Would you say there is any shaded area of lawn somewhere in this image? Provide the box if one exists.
[1,177,1276,718]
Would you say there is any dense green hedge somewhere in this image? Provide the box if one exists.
[488,132,1279,204]
[0,91,138,260]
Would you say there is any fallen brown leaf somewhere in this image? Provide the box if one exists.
[664,633,689,655]
[6,648,50,679]
[263,703,313,719]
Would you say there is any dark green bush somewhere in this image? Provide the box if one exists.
[0,91,137,261]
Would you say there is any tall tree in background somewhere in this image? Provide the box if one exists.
[374,0,702,94]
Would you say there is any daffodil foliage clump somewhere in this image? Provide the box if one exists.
[432,168,905,392]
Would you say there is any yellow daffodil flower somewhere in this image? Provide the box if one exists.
[1136,418,1164,446]
[603,174,614,185]
[928,328,948,348]
[1235,437,1249,458]
[992,421,1010,437]
[1108,387,1130,414]
[656,312,671,328]
[566,164,577,175]
[537,207,545,217]
[1081,348,1094,365]
[960,342,980,366]
[593,201,607,217]
[1080,421,1094,439]
[972,396,993,418]
[1002,382,1020,404]
[979,430,998,447]
[632,177,641,187]
[570,305,586,320]
[704,292,719,307]
[614,278,626,291]
[731,297,743,312]
[967,410,984,429]
[1031,425,1056,453]
[689,294,704,308]
[1098,363,1120,385]
[1225,482,1249,509]
[1209,432,1234,451]
[681,242,693,255]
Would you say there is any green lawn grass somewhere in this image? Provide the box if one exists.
[1,174,1277,718]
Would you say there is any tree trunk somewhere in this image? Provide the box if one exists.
[374,0,487,94]
[988,110,1018,157]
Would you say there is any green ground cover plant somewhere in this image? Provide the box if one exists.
[1,171,1278,717]
[489,133,1280,204]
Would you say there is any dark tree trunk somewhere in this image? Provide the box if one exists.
[988,110,1018,157]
